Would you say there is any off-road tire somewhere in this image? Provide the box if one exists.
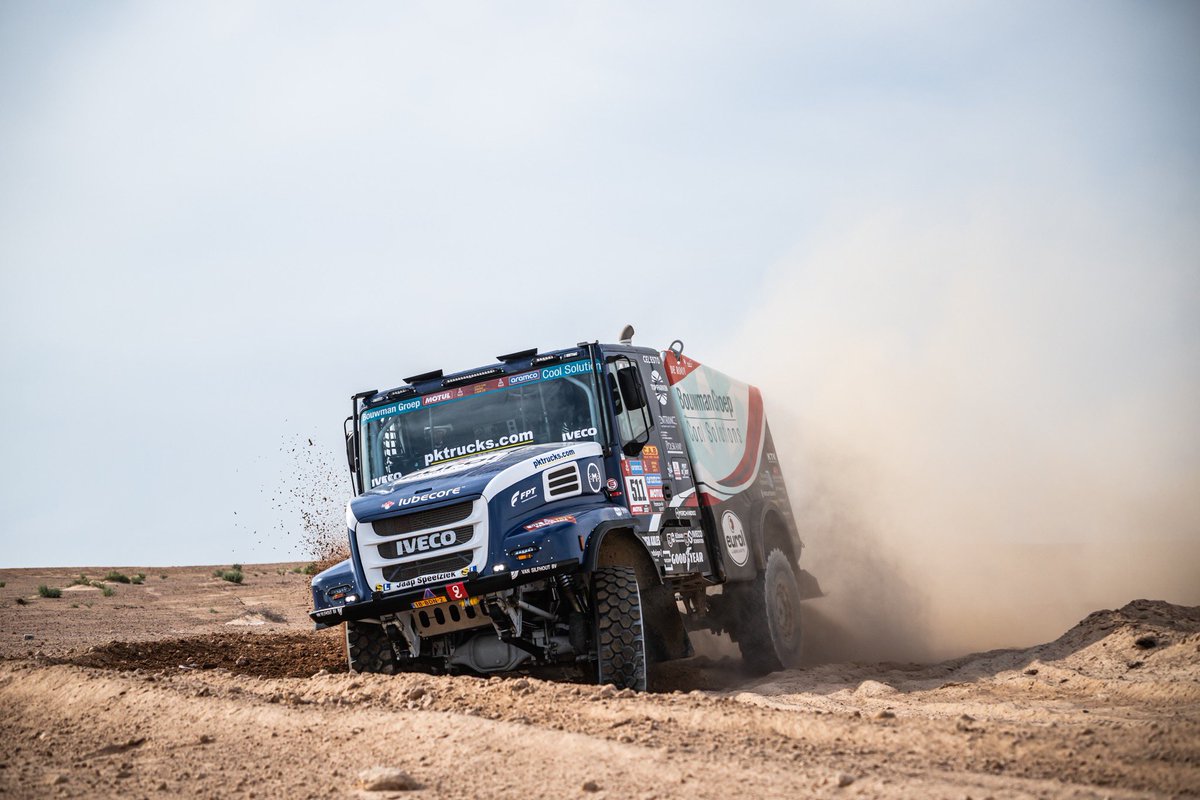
[345,621,397,674]
[592,565,648,691]
[735,548,804,674]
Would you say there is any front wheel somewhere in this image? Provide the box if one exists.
[592,566,648,691]
[345,621,398,674]
[734,549,805,674]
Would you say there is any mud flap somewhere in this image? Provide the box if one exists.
[796,569,824,600]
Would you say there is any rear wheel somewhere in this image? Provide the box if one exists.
[345,621,397,674]
[735,548,805,674]
[592,566,648,691]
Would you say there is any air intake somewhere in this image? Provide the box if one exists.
[543,462,582,500]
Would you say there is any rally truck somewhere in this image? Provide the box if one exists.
[309,329,821,690]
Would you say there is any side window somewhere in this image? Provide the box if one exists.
[606,356,653,456]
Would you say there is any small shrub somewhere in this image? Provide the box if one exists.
[302,563,319,575]
[37,585,62,598]
[209,608,218,614]
[159,574,168,580]
[289,566,303,574]
[93,582,115,597]
[16,597,28,605]
[218,569,243,584]
[0,581,6,588]
[103,571,131,584]
[131,573,146,585]
[70,603,78,608]
[232,563,243,571]
[70,574,90,586]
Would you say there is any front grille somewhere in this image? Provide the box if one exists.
[377,525,474,559]
[373,500,473,537]
[382,552,473,584]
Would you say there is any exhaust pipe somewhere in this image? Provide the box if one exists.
[618,324,635,345]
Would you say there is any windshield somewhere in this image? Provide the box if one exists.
[360,358,603,488]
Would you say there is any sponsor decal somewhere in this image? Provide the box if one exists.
[675,507,698,518]
[423,388,465,406]
[606,477,619,492]
[412,595,447,609]
[651,369,663,383]
[659,414,678,428]
[641,535,661,547]
[627,459,644,476]
[312,607,342,618]
[657,393,668,406]
[511,561,566,579]
[643,445,659,457]
[561,426,597,441]
[445,582,468,601]
[508,371,540,385]
[642,354,661,365]
[648,486,664,501]
[674,387,735,417]
[532,448,576,469]
[424,431,534,467]
[384,486,463,509]
[414,449,509,479]
[524,514,577,531]
[669,550,706,568]
[540,360,594,380]
[362,397,422,423]
[721,510,749,567]
[381,501,396,510]
[645,474,663,486]
[394,569,464,590]
[510,487,538,506]
[587,462,603,493]
[422,588,435,598]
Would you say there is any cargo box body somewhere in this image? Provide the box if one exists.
[662,349,798,581]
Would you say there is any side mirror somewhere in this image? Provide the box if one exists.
[344,418,358,475]
[616,365,647,411]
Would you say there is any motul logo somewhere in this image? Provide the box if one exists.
[396,530,457,556]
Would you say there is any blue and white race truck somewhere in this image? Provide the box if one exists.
[310,329,821,690]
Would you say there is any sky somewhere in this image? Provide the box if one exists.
[2,2,1198,582]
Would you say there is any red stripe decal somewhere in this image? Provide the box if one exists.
[714,386,765,488]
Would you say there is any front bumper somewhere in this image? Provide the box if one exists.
[309,557,580,628]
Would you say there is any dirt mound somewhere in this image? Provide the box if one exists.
[65,631,347,679]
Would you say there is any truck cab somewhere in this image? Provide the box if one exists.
[309,336,819,689]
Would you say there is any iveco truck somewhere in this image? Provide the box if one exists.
[309,328,821,690]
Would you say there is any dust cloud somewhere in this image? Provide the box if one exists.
[726,203,1200,662]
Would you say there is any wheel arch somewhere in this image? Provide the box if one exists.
[583,521,661,588]
[753,502,801,570]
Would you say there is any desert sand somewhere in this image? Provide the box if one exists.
[1,564,1197,799]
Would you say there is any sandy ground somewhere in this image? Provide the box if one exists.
[0,565,1197,799]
